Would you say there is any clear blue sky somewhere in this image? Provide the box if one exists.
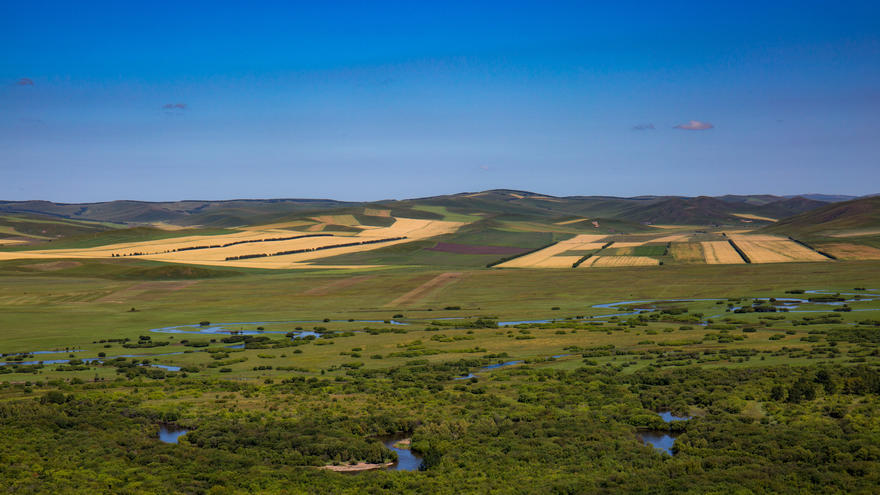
[2,1,878,202]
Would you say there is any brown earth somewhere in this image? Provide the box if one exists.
[385,272,464,307]
[303,275,376,295]
[97,281,199,303]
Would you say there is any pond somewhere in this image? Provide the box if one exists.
[382,436,423,471]
[158,425,190,444]
[658,411,692,422]
[639,431,677,455]
[639,411,691,455]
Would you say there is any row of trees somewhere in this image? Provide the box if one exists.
[226,236,407,261]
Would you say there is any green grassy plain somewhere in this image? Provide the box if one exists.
[2,255,880,494]
[2,258,878,379]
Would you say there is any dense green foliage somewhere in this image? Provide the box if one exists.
[1,362,878,493]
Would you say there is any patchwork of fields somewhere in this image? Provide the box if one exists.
[495,231,836,269]
[0,209,863,270]
[0,217,464,269]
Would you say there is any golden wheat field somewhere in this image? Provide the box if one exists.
[670,242,705,263]
[0,218,464,269]
[585,256,659,267]
[701,241,745,264]
[728,235,830,263]
[496,234,607,268]
[732,213,778,222]
[815,243,880,260]
[528,255,583,268]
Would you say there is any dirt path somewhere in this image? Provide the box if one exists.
[303,275,375,295]
[385,272,464,307]
[97,281,199,303]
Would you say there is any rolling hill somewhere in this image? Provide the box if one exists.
[761,196,880,238]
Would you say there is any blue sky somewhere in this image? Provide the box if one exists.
[2,1,878,201]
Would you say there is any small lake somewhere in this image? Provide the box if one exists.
[639,431,677,455]
[382,436,422,471]
[658,411,692,422]
[639,411,690,455]
[158,425,190,444]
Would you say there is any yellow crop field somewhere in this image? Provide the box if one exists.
[496,234,607,268]
[670,242,705,263]
[529,256,582,268]
[732,213,777,222]
[554,218,588,225]
[815,243,880,260]
[611,241,649,248]
[701,241,745,264]
[586,256,659,267]
[651,234,691,243]
[729,235,830,263]
[0,217,464,270]
[0,239,27,246]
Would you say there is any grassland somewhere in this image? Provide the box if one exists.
[2,244,880,493]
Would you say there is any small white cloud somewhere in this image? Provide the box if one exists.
[674,120,714,131]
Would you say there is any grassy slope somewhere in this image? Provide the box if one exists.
[0,226,235,251]
[762,196,880,238]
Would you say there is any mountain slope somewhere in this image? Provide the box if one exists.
[761,196,880,237]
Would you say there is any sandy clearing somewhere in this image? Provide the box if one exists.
[554,218,588,225]
[97,281,199,303]
[363,208,391,217]
[303,275,375,295]
[729,237,830,263]
[386,272,464,307]
[670,243,705,263]
[587,256,659,267]
[828,229,880,238]
[701,241,745,264]
[319,462,394,472]
[816,243,880,260]
[732,213,777,222]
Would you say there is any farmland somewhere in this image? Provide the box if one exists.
[2,256,880,492]
[0,192,879,493]
[727,234,831,263]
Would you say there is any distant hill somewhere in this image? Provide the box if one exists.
[0,190,842,231]
[784,194,859,203]
[0,213,116,242]
[0,199,353,227]
[761,196,880,238]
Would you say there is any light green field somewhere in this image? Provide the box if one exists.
[2,258,878,382]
